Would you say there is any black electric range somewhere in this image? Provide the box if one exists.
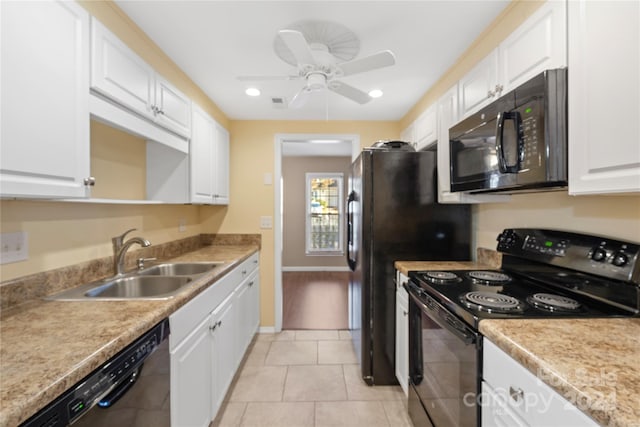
[408,228,640,329]
[404,228,639,427]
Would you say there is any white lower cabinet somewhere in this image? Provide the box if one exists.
[170,314,213,427]
[210,294,236,417]
[482,339,598,427]
[170,252,260,427]
[394,271,409,396]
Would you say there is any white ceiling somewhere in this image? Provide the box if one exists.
[115,1,510,121]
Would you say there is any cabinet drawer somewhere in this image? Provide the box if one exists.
[483,339,598,426]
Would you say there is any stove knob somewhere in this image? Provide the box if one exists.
[591,248,607,262]
[612,251,628,267]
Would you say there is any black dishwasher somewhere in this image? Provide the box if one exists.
[21,319,170,427]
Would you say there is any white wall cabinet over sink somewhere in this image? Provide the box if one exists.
[482,339,599,427]
[190,104,230,205]
[91,17,191,139]
[459,0,567,119]
[1,0,92,199]
[170,252,260,427]
[568,0,640,195]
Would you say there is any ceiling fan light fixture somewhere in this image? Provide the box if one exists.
[245,87,261,97]
[368,89,383,98]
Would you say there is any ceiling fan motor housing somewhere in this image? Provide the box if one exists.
[307,73,327,91]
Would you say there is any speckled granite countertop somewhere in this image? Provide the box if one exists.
[0,244,258,427]
[481,318,640,427]
[394,248,502,275]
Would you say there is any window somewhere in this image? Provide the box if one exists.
[306,173,343,254]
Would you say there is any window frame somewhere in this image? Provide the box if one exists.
[305,172,344,255]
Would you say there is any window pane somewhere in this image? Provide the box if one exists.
[307,174,343,253]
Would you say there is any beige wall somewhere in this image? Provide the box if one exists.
[282,156,352,268]
[475,192,640,250]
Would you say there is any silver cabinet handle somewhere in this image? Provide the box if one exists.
[495,84,504,96]
[209,320,222,332]
[403,310,408,316]
[509,386,524,402]
[487,89,495,98]
[83,177,96,186]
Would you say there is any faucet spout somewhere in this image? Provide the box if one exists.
[112,229,151,276]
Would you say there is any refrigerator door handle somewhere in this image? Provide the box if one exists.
[346,190,357,271]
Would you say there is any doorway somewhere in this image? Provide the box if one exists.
[274,134,360,332]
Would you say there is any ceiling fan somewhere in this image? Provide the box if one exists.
[237,21,396,108]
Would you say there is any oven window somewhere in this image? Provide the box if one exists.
[409,300,478,427]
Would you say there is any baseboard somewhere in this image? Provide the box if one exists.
[282,266,350,272]
[259,326,276,334]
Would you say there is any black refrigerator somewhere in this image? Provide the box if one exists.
[346,141,471,385]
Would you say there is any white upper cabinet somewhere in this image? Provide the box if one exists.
[414,105,437,151]
[190,104,230,205]
[1,0,91,199]
[459,1,567,120]
[213,124,230,204]
[499,0,567,93]
[459,50,500,119]
[91,17,191,139]
[568,0,640,195]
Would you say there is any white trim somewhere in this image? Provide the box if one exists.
[274,133,360,334]
[282,266,350,272]
[259,326,276,334]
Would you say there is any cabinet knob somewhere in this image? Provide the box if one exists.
[487,89,495,98]
[403,310,408,316]
[495,84,504,95]
[509,386,524,402]
[83,177,96,186]
[248,281,254,287]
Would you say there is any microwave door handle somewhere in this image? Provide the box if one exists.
[495,111,521,173]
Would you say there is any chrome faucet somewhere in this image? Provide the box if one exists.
[112,228,151,276]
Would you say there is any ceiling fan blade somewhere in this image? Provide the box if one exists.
[237,75,300,82]
[328,81,372,104]
[338,50,396,77]
[288,87,313,109]
[278,29,316,66]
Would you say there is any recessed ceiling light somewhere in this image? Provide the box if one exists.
[245,87,261,97]
[368,89,383,98]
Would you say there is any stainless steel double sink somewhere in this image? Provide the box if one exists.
[47,262,224,301]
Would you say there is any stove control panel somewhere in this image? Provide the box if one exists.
[497,229,640,284]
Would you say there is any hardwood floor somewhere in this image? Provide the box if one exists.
[282,271,349,330]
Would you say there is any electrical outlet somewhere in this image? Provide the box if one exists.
[178,218,187,232]
[0,231,28,264]
[260,216,273,229]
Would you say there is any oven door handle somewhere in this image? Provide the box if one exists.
[408,284,478,345]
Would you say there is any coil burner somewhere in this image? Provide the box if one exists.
[422,271,462,284]
[527,293,582,312]
[467,271,512,285]
[461,291,523,313]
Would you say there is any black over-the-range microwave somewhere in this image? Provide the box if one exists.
[449,68,567,194]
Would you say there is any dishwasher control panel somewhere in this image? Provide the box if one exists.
[20,319,169,427]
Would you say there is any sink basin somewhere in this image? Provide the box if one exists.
[84,276,192,299]
[138,262,223,276]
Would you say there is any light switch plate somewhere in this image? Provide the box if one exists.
[263,173,272,185]
[0,231,29,264]
[260,216,273,229]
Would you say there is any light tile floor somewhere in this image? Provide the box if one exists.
[212,331,413,427]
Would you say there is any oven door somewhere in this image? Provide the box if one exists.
[407,281,481,427]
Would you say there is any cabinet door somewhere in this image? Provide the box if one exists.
[394,273,409,396]
[568,0,640,195]
[414,105,437,151]
[155,76,192,138]
[499,0,567,93]
[190,104,215,203]
[247,271,260,342]
[213,124,230,205]
[171,315,212,427]
[458,50,499,119]
[90,17,155,120]
[211,295,235,418]
[1,0,90,198]
[481,382,529,427]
